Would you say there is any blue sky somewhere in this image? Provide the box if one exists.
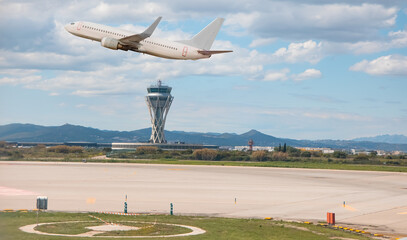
[0,0,406,140]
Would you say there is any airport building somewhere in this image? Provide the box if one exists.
[111,80,218,151]
[112,142,218,151]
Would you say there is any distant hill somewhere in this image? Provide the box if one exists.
[0,123,406,152]
[353,134,407,144]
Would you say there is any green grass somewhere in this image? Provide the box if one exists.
[3,157,407,172]
[95,222,191,236]
[125,158,407,172]
[0,211,373,240]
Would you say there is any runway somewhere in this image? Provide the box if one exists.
[1,161,406,235]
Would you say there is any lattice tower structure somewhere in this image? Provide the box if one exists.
[145,80,174,143]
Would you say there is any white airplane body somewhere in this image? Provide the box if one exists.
[65,17,232,60]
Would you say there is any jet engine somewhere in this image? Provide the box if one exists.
[101,37,127,50]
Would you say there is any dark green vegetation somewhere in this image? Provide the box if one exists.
[1,141,407,172]
[0,211,372,240]
[0,141,109,160]
[1,123,407,151]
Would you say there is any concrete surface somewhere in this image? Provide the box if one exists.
[2,161,407,235]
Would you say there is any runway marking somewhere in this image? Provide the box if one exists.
[133,171,137,175]
[167,168,186,171]
[0,186,39,196]
[398,212,407,214]
[341,204,358,212]
[20,221,206,238]
[86,198,96,204]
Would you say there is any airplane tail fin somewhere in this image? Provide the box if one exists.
[178,18,225,50]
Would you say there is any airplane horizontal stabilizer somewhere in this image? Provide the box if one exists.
[198,50,233,55]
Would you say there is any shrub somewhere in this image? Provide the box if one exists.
[251,150,269,161]
[311,151,322,157]
[300,151,311,158]
[103,147,112,153]
[333,151,347,159]
[193,149,219,160]
[271,151,288,161]
[286,147,301,157]
[34,144,46,150]
[48,145,83,154]
[353,154,370,164]
[0,150,12,157]
[0,141,8,148]
[135,146,158,155]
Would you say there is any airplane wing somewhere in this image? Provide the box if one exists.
[198,50,233,55]
[119,17,162,46]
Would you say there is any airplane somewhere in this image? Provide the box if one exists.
[64,17,232,60]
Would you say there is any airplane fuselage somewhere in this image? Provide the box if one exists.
[65,21,209,60]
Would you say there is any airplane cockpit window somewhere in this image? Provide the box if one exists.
[70,23,75,25]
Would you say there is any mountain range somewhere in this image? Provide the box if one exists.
[353,134,407,144]
[0,123,406,152]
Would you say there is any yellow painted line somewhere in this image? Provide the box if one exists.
[341,204,358,212]
[86,198,96,204]
[133,171,137,175]
[397,211,407,214]
[264,217,273,220]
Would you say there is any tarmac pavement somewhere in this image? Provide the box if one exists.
[1,161,406,235]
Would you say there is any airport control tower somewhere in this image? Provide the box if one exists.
[145,80,174,143]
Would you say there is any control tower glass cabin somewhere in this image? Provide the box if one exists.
[145,80,174,144]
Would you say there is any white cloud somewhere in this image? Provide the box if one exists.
[350,55,407,76]
[323,29,407,55]
[272,40,323,64]
[292,69,322,81]
[262,68,321,82]
[0,39,272,95]
[263,69,290,81]
[249,38,276,48]
[88,2,169,22]
[227,3,398,42]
